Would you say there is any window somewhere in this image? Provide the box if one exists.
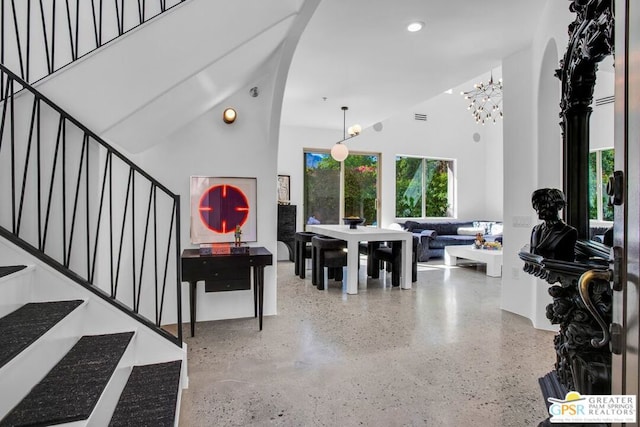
[589,148,614,221]
[395,156,454,218]
[304,151,379,225]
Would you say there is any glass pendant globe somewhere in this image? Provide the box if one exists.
[331,143,349,162]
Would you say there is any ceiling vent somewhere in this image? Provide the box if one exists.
[414,113,427,121]
[595,95,614,106]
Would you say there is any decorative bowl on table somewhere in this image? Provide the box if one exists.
[482,241,502,250]
[342,217,365,229]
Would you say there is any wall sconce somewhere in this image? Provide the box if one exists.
[223,107,237,124]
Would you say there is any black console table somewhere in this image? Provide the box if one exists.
[181,247,273,337]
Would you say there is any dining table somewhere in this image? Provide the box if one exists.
[305,224,413,294]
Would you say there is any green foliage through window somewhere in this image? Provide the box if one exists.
[395,156,453,218]
[588,148,614,222]
[304,153,340,224]
[304,152,378,225]
[395,157,422,217]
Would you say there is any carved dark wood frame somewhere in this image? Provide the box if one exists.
[518,3,615,422]
[554,0,615,389]
[557,0,614,239]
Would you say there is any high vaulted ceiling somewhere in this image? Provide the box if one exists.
[282,0,548,132]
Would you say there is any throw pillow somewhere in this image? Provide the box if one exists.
[473,221,493,234]
[457,226,486,236]
[403,220,420,231]
[490,223,503,235]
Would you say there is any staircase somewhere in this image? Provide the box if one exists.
[0,0,189,85]
[0,61,187,425]
[0,2,190,425]
[0,264,185,426]
[0,0,317,423]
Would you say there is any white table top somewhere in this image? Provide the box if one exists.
[305,224,411,240]
[306,224,413,293]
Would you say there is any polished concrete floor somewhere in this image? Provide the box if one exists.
[179,259,557,426]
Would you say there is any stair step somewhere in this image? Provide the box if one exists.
[0,265,26,279]
[0,300,83,369]
[0,332,134,427]
[109,360,182,427]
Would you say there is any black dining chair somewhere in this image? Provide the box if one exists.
[371,236,418,286]
[294,231,316,279]
[311,236,347,290]
[361,241,380,278]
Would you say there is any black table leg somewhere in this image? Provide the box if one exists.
[189,281,197,337]
[257,266,264,330]
[294,240,300,276]
[253,267,258,318]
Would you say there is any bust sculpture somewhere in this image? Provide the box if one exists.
[530,188,578,262]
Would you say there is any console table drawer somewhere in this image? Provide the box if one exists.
[182,257,251,282]
[204,268,250,292]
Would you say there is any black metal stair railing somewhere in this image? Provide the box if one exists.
[1,0,187,86]
[0,62,182,347]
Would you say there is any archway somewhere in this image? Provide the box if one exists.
[537,39,562,190]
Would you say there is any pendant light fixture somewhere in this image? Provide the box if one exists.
[461,72,503,125]
[330,106,361,162]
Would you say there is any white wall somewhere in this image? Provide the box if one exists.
[500,0,572,331]
[278,72,505,235]
[37,0,306,150]
[482,107,504,219]
[21,0,320,326]
[537,39,563,190]
[501,46,542,326]
[6,0,321,325]
[127,0,321,323]
[591,64,615,151]
[135,56,282,323]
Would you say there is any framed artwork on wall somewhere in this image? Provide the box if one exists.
[190,176,257,244]
[277,175,290,205]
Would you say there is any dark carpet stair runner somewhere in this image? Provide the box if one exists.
[109,360,182,427]
[0,332,134,426]
[0,300,83,368]
[0,277,182,425]
[0,265,27,278]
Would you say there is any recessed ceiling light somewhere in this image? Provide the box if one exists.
[407,21,424,32]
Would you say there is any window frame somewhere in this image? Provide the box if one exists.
[589,147,614,224]
[303,149,381,226]
[394,155,456,220]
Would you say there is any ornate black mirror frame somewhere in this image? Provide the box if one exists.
[557,0,614,239]
[518,3,615,423]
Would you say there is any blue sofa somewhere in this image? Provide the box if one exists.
[397,220,503,262]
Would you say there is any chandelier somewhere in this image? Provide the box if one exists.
[330,106,361,162]
[461,73,503,124]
